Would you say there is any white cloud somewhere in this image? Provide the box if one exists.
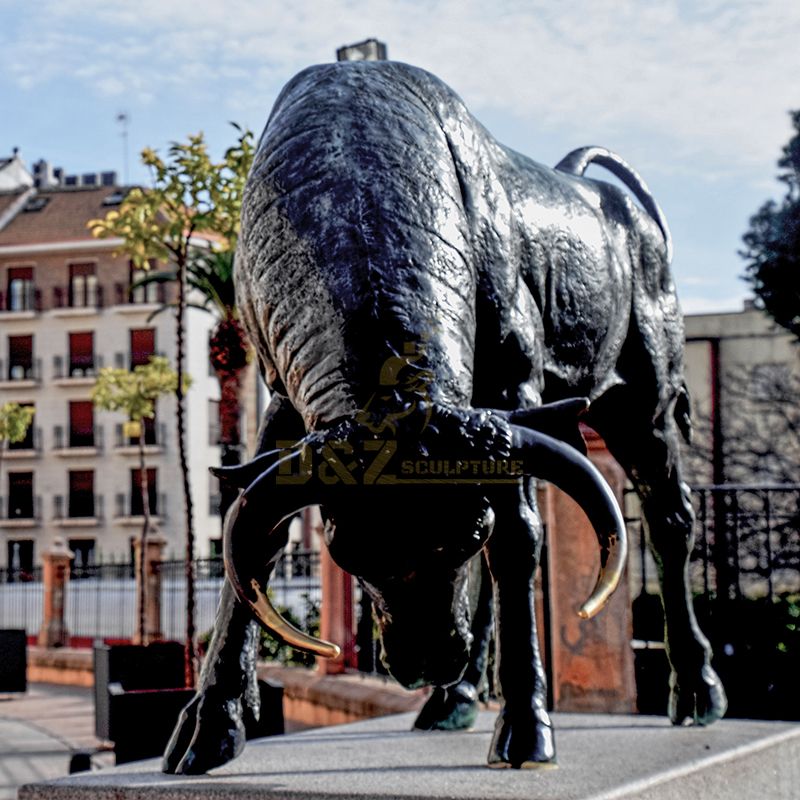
[2,0,798,180]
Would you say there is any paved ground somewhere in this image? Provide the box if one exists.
[0,684,111,800]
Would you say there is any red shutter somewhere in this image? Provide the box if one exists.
[130,328,155,367]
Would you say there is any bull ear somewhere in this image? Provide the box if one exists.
[507,398,589,456]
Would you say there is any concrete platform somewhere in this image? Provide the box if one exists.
[18,711,800,800]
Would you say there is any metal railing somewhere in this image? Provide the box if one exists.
[53,494,104,521]
[114,492,167,519]
[114,282,165,306]
[0,496,42,523]
[53,354,104,379]
[0,288,42,312]
[6,426,41,453]
[52,285,104,309]
[53,425,104,450]
[114,422,166,448]
[0,358,42,382]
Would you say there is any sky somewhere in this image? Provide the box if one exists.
[1,0,799,314]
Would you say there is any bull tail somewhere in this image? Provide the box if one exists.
[555,146,673,264]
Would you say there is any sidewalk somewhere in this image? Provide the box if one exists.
[0,683,110,800]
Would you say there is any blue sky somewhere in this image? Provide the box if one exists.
[2,0,798,314]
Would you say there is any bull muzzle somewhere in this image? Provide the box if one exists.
[215,401,627,659]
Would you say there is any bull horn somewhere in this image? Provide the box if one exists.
[507,423,627,619]
[223,446,341,660]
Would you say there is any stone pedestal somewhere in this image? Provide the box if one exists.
[37,538,73,648]
[543,426,637,712]
[18,711,800,800]
[131,533,167,645]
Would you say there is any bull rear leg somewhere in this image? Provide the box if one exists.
[589,398,727,726]
[484,484,555,768]
[413,553,493,731]
[163,393,306,775]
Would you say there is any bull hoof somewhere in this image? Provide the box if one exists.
[668,664,728,726]
[162,691,247,775]
[487,708,557,769]
[413,682,479,731]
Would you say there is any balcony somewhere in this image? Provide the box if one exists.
[112,282,165,312]
[52,285,105,316]
[113,422,167,454]
[53,425,104,455]
[53,354,104,384]
[0,288,42,317]
[4,427,42,459]
[53,494,104,526]
[0,358,42,388]
[0,496,42,528]
[113,351,166,371]
[114,492,166,525]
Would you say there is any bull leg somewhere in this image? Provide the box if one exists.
[163,393,306,775]
[484,483,555,768]
[413,553,493,731]
[589,399,727,726]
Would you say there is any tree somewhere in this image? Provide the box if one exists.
[741,110,800,341]
[89,127,252,686]
[91,356,185,644]
[134,247,251,519]
[0,403,35,510]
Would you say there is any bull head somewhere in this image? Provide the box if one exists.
[214,399,626,687]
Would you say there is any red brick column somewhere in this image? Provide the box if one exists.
[542,427,636,712]
[38,538,73,648]
[311,507,356,675]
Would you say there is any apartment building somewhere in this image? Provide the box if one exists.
[0,157,225,571]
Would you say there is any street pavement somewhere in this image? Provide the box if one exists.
[0,683,112,799]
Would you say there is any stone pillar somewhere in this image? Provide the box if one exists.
[543,426,637,712]
[132,533,167,645]
[38,538,73,648]
[312,509,356,675]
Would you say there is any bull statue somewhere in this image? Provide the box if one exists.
[163,61,727,774]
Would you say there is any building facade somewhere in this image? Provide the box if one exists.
[0,159,226,571]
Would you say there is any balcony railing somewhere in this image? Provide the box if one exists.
[53,285,105,310]
[53,494,104,521]
[0,358,42,383]
[114,492,166,519]
[114,422,166,449]
[0,288,42,313]
[0,496,42,523]
[113,351,166,370]
[6,426,42,454]
[53,425,104,451]
[114,282,165,306]
[53,354,104,380]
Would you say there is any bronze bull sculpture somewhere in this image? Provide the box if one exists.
[163,60,727,774]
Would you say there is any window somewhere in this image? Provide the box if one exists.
[7,472,33,519]
[69,263,98,308]
[7,404,34,450]
[68,470,95,518]
[208,399,220,445]
[130,468,157,516]
[7,267,35,311]
[130,328,155,368]
[68,331,94,376]
[69,401,94,447]
[125,413,157,446]
[8,334,33,380]
[6,540,34,582]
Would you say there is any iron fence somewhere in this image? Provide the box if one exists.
[627,483,800,720]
